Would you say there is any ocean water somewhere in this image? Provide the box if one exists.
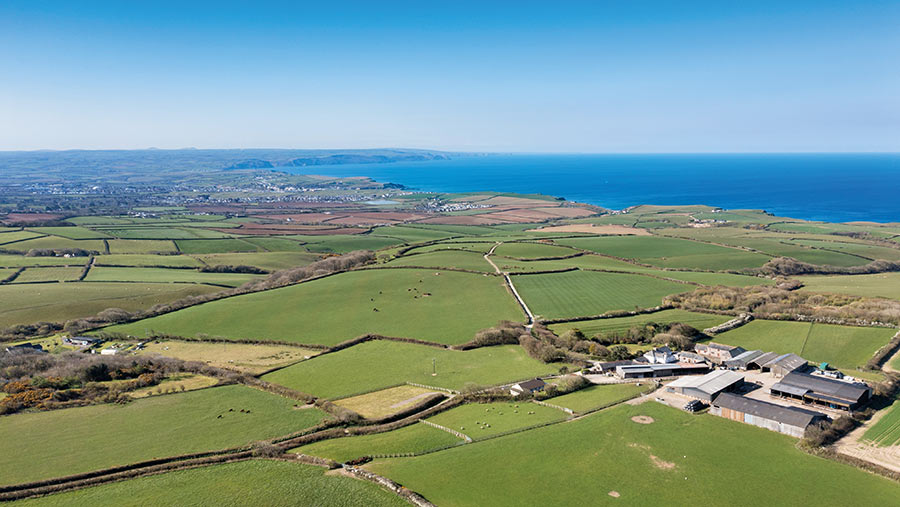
[282,154,900,223]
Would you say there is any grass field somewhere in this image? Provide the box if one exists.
[11,266,84,283]
[298,235,405,254]
[9,236,105,253]
[863,399,900,447]
[334,385,441,420]
[548,383,652,413]
[425,402,566,439]
[193,251,320,270]
[108,269,523,346]
[409,241,497,254]
[370,226,461,243]
[512,270,690,319]
[549,309,731,337]
[261,341,560,399]
[713,320,895,370]
[367,402,900,506]
[787,239,900,262]
[385,250,493,272]
[554,236,770,270]
[0,230,45,245]
[127,373,220,398]
[0,254,89,267]
[139,341,320,374]
[0,282,221,328]
[492,242,577,259]
[798,272,900,300]
[0,385,327,486]
[85,266,261,287]
[94,254,203,267]
[16,460,406,507]
[106,239,178,254]
[26,226,110,239]
[292,423,463,463]
[175,238,259,254]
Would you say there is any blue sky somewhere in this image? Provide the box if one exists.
[1,1,897,152]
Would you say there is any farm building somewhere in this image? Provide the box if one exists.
[746,351,780,370]
[695,342,745,364]
[676,351,706,364]
[4,343,45,355]
[643,346,677,364]
[100,348,119,356]
[711,392,827,438]
[665,370,744,402]
[588,360,634,374]
[615,363,708,379]
[64,336,99,347]
[770,372,871,411]
[724,349,765,370]
[510,378,546,396]
[761,353,809,377]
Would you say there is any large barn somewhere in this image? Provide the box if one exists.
[711,392,828,438]
[770,372,871,411]
[762,353,809,377]
[666,369,744,402]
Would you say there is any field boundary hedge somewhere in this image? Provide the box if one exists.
[538,305,672,325]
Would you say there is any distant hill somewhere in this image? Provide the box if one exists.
[286,152,449,167]
[224,158,275,169]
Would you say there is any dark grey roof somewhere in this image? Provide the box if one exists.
[713,393,825,428]
[725,349,764,366]
[763,353,808,372]
[748,351,779,367]
[516,379,546,391]
[779,372,869,403]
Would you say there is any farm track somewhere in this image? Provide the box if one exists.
[484,242,535,326]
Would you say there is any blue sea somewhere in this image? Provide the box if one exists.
[283,154,900,223]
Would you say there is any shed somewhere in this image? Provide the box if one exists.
[510,378,546,396]
[762,353,809,377]
[711,392,827,438]
[770,372,870,411]
[666,370,744,402]
[724,350,764,370]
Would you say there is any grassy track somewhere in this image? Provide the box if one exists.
[293,423,463,462]
[261,341,559,399]
[713,320,894,370]
[0,282,220,328]
[798,272,900,299]
[512,270,690,319]
[548,383,653,413]
[554,236,770,270]
[367,403,900,506]
[108,269,523,346]
[15,460,405,507]
[85,266,261,287]
[0,385,327,486]
[549,309,730,337]
[425,402,566,439]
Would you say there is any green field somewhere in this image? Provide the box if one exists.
[238,237,307,252]
[714,237,869,267]
[386,250,493,272]
[0,230,45,244]
[425,402,566,439]
[549,309,731,337]
[85,266,261,287]
[493,242,577,259]
[787,239,900,262]
[261,341,559,399]
[15,460,405,507]
[548,383,652,413]
[492,253,643,273]
[370,226,460,243]
[94,254,204,268]
[863,399,900,447]
[512,270,690,319]
[409,241,497,254]
[0,282,221,328]
[108,269,523,346]
[367,402,900,506]
[554,236,770,270]
[11,266,84,283]
[0,254,89,267]
[175,238,259,254]
[26,226,110,239]
[299,235,405,254]
[193,251,320,270]
[294,423,463,462]
[798,272,900,299]
[9,237,105,253]
[106,239,178,254]
[713,320,895,370]
[0,385,327,486]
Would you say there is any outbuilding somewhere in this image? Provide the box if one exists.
[770,372,871,411]
[666,369,744,402]
[695,343,745,364]
[762,353,809,377]
[711,392,827,438]
[615,363,709,379]
[510,378,546,396]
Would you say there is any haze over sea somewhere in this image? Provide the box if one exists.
[284,154,900,223]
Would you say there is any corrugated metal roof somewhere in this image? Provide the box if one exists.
[770,382,809,397]
[713,393,825,428]
[763,353,808,372]
[779,372,869,403]
[668,369,743,394]
[748,351,779,367]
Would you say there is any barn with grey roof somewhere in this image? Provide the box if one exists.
[770,372,871,411]
[711,392,828,438]
[666,370,744,402]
